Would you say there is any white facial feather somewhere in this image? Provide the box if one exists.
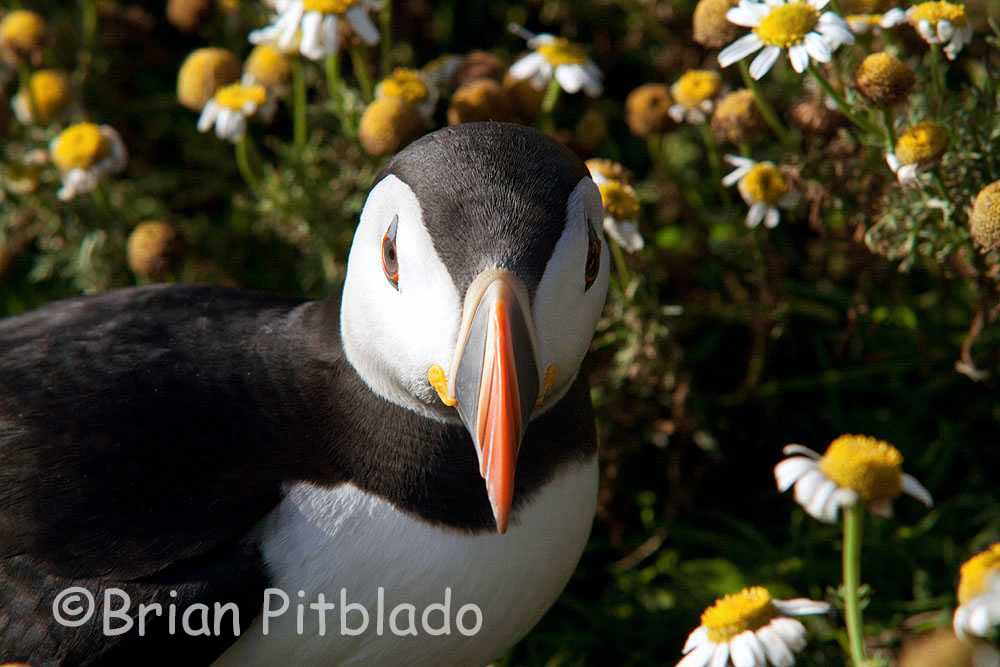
[341,174,609,420]
[341,175,462,421]
[532,178,610,412]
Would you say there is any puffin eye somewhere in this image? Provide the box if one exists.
[584,221,601,291]
[381,215,400,290]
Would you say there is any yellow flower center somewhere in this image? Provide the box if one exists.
[303,0,358,14]
[909,1,967,27]
[245,44,291,89]
[958,544,1000,604]
[22,70,72,124]
[847,13,884,26]
[0,10,46,51]
[537,38,588,66]
[380,68,429,104]
[672,70,722,109]
[214,83,267,111]
[895,121,949,166]
[818,434,903,502]
[740,163,789,205]
[843,0,890,12]
[755,2,820,47]
[971,181,1000,250]
[702,587,776,643]
[599,180,641,220]
[586,158,630,183]
[52,123,109,172]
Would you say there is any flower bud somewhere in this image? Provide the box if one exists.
[855,52,915,107]
[693,0,740,49]
[447,78,513,125]
[244,44,292,90]
[177,47,241,111]
[359,97,425,156]
[13,69,72,126]
[167,0,214,32]
[970,180,1000,252]
[452,51,505,88]
[128,221,185,280]
[625,83,673,137]
[712,89,765,144]
[502,71,545,122]
[0,10,46,65]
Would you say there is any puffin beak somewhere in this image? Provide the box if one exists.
[451,271,540,534]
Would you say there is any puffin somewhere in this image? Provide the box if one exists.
[0,122,610,666]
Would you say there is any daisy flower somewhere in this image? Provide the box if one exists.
[885,120,949,186]
[669,70,723,124]
[719,0,854,80]
[507,25,602,97]
[596,179,643,253]
[198,83,270,142]
[12,69,72,126]
[50,123,127,201]
[954,544,1000,641]
[774,434,933,523]
[722,156,797,229]
[677,586,830,667]
[249,0,380,62]
[881,1,972,60]
[375,67,438,122]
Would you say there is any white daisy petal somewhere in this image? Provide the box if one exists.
[746,201,769,227]
[770,617,807,651]
[749,45,781,80]
[804,32,832,62]
[555,64,586,93]
[727,5,768,27]
[824,488,859,521]
[764,206,781,229]
[509,52,546,81]
[669,105,687,123]
[346,4,380,45]
[793,469,826,506]
[901,474,934,507]
[788,43,809,73]
[684,626,710,654]
[782,444,821,459]
[805,479,838,519]
[757,626,795,667]
[678,642,716,667]
[710,642,730,667]
[775,457,817,492]
[809,0,830,9]
[299,11,324,59]
[880,8,907,27]
[719,33,765,68]
[773,598,831,616]
[730,632,757,667]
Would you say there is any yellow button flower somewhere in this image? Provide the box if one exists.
[49,123,128,201]
[598,180,643,253]
[13,69,72,126]
[774,435,933,523]
[712,89,765,144]
[508,26,602,97]
[585,158,631,187]
[677,586,829,667]
[669,70,722,124]
[881,2,972,59]
[625,83,673,137]
[886,121,949,186]
[358,97,425,157]
[0,10,46,63]
[377,68,437,122]
[197,83,270,142]
[244,44,292,91]
[723,156,797,229]
[127,221,185,281]
[953,543,1000,640]
[447,79,513,125]
[693,0,741,48]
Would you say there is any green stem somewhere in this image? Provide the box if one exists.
[929,44,945,112]
[698,122,726,199]
[738,61,791,145]
[80,0,98,79]
[235,135,262,196]
[325,53,341,101]
[808,62,879,136]
[609,235,632,296]
[292,58,308,151]
[380,0,393,76]
[539,77,562,132]
[881,108,896,151]
[843,506,867,667]
[350,47,374,102]
[16,63,37,123]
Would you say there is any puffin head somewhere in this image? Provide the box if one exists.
[340,122,609,533]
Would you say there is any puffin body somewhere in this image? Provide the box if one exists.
[0,123,610,666]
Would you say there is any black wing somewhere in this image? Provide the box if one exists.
[0,285,329,665]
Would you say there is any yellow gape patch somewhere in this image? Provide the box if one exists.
[427,365,457,407]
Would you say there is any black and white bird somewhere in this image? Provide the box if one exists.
[0,122,610,666]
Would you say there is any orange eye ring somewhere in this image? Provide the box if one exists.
[382,215,400,289]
